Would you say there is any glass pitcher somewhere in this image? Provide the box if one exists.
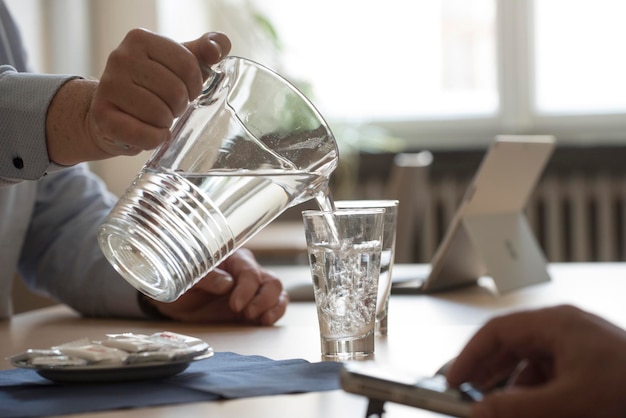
[98,56,338,302]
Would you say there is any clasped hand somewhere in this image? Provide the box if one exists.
[144,248,289,325]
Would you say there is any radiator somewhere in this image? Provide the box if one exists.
[418,173,626,263]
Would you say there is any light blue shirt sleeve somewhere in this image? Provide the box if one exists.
[0,1,75,185]
[0,65,79,185]
[18,163,145,318]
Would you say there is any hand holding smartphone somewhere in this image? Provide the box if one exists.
[340,362,483,417]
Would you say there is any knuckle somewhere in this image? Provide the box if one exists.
[106,49,130,68]
[153,110,174,129]
[553,304,585,329]
[264,276,284,293]
[170,84,192,116]
[124,28,152,44]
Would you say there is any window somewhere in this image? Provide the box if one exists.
[534,0,626,114]
[248,0,626,148]
[252,0,497,121]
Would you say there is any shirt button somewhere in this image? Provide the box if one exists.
[13,157,24,169]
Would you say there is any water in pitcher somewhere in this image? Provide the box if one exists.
[98,166,329,302]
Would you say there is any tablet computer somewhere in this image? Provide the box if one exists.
[394,135,556,294]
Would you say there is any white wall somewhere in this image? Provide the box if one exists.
[43,0,91,75]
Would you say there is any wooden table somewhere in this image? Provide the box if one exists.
[2,263,626,417]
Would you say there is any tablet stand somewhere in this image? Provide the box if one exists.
[365,398,386,418]
[461,212,551,293]
[424,211,551,294]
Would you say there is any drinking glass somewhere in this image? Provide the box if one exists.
[302,208,384,358]
[98,56,338,303]
[335,200,398,336]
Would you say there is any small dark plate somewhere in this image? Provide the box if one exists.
[11,350,214,384]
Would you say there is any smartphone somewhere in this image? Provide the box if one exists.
[340,362,482,417]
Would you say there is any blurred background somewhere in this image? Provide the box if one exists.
[7,0,626,264]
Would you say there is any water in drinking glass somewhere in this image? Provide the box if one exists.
[302,208,385,358]
[310,240,381,339]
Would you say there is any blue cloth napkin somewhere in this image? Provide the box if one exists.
[0,352,342,418]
